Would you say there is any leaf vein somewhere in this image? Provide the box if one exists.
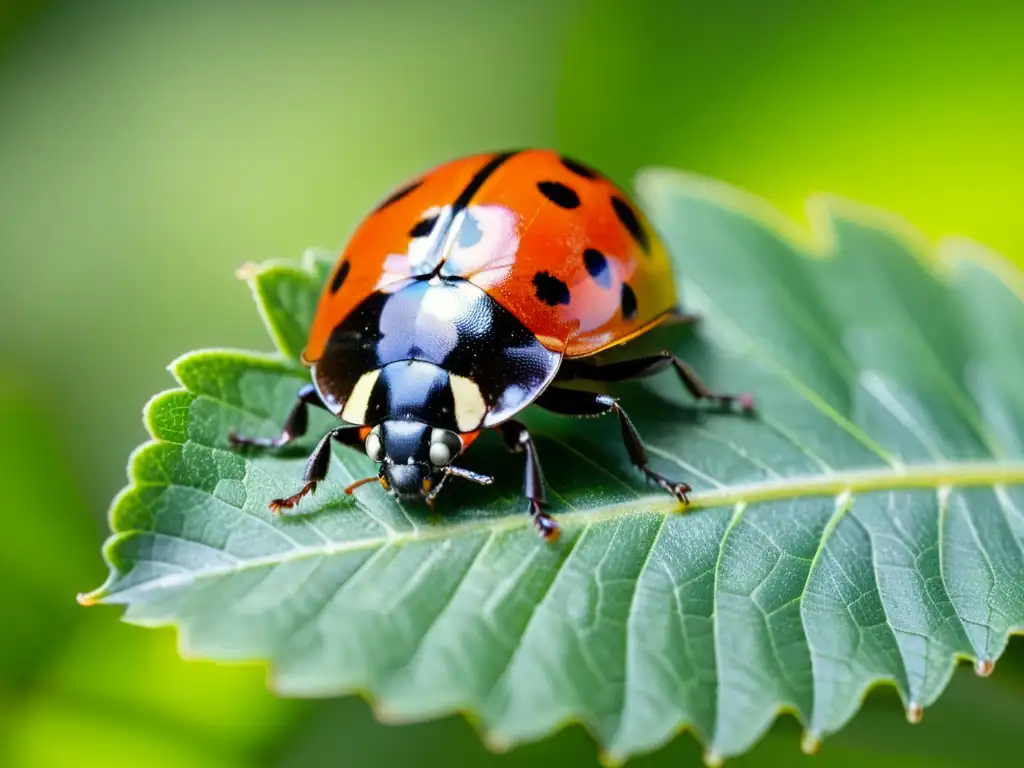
[686,282,897,467]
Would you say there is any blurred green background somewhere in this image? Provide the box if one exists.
[2,1,1022,766]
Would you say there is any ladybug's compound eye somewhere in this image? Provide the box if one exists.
[364,427,385,463]
[429,428,462,467]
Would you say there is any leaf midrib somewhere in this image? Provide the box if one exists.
[92,459,1024,604]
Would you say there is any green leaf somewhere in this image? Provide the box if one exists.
[82,172,1024,764]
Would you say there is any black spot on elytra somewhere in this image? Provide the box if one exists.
[329,260,351,294]
[583,248,612,289]
[560,156,599,179]
[409,215,438,238]
[537,181,580,209]
[611,196,650,254]
[375,180,421,212]
[533,271,571,306]
[620,283,638,320]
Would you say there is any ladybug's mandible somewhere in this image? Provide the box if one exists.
[230,149,753,540]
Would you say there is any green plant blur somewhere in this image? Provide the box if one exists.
[1,1,1021,766]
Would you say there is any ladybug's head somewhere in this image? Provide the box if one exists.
[363,420,492,502]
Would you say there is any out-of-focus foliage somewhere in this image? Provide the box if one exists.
[2,1,1022,766]
[0,382,312,767]
[558,0,1024,262]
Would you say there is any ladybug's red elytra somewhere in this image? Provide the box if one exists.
[230,149,754,540]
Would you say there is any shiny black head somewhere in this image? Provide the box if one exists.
[363,419,491,502]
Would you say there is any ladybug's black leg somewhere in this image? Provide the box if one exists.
[229,383,329,449]
[559,353,754,412]
[497,420,558,541]
[268,426,362,513]
[534,387,692,504]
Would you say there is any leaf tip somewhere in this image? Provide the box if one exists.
[974,658,995,677]
[801,731,821,755]
[480,732,512,754]
[703,749,724,768]
[596,748,626,768]
[301,246,336,271]
[235,261,262,281]
[905,701,923,724]
[76,589,103,607]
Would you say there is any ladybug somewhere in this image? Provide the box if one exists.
[230,149,753,540]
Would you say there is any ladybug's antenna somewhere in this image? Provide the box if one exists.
[444,466,493,486]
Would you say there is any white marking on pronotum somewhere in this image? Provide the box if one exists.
[449,373,487,432]
[342,368,380,424]
[378,282,459,361]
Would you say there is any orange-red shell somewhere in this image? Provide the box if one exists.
[303,150,679,365]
